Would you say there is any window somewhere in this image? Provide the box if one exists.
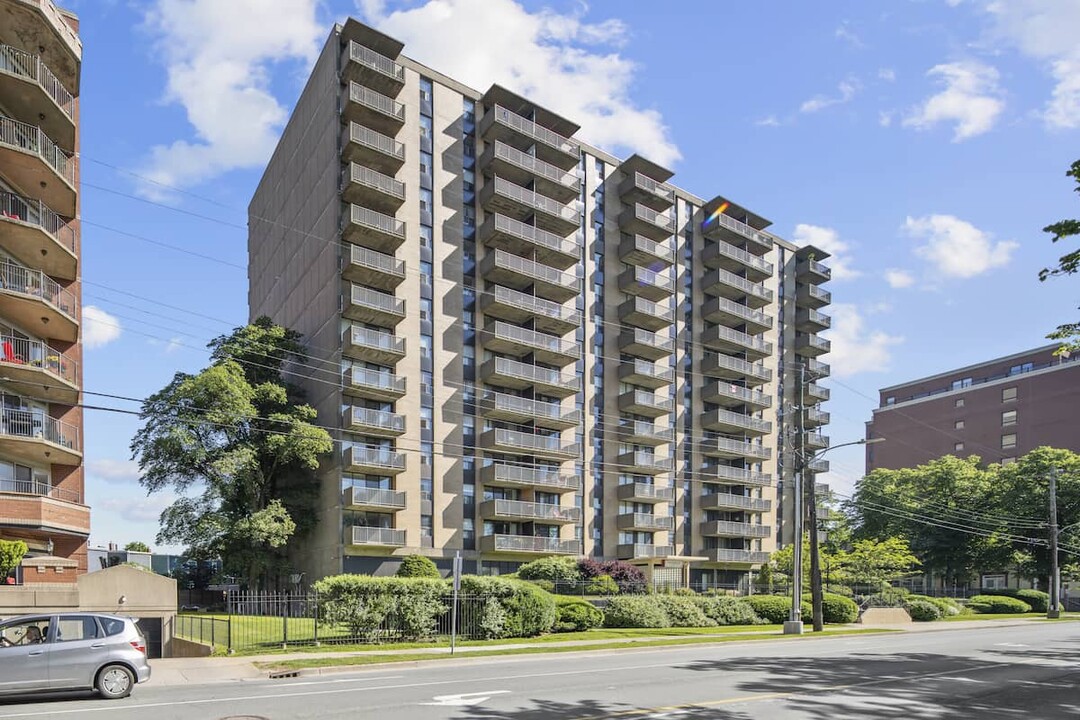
[1008,362,1034,376]
[419,225,433,249]
[0,618,49,647]
[419,115,433,140]
[885,396,895,406]
[1002,387,1017,402]
[420,151,433,178]
[420,188,433,213]
[1001,433,1017,449]
[954,420,965,430]
[1002,410,1017,426]
[420,298,432,322]
[955,398,965,408]
[1001,457,1016,466]
[420,335,432,359]
[951,377,973,390]
[954,442,964,451]
[56,616,100,643]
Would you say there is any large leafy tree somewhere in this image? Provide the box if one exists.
[124,541,150,553]
[131,317,333,589]
[1039,159,1080,353]
[835,537,920,590]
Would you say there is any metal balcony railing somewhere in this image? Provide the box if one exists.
[620,512,673,530]
[482,499,580,523]
[704,325,772,355]
[486,249,581,291]
[0,408,80,451]
[0,335,78,385]
[350,244,405,277]
[619,544,673,559]
[345,406,405,433]
[705,240,774,275]
[482,213,582,257]
[702,353,772,381]
[708,549,771,564]
[704,408,773,434]
[806,383,830,401]
[703,464,772,486]
[623,358,676,384]
[620,420,675,443]
[482,534,581,554]
[483,462,581,491]
[483,391,578,424]
[346,41,405,82]
[804,284,831,303]
[621,233,674,263]
[0,476,79,504]
[0,260,78,320]
[346,366,406,394]
[343,163,405,200]
[485,321,580,357]
[488,176,582,224]
[351,526,405,545]
[702,493,771,513]
[704,296,772,328]
[347,204,406,239]
[704,210,774,249]
[622,328,676,354]
[350,285,405,316]
[0,190,75,253]
[626,203,676,233]
[345,325,405,355]
[347,122,405,160]
[488,142,580,190]
[703,436,771,460]
[486,356,580,391]
[347,82,405,121]
[621,450,674,472]
[345,486,406,509]
[0,115,74,182]
[706,267,773,302]
[344,445,405,471]
[622,389,674,413]
[618,482,675,501]
[624,296,675,323]
[0,44,74,118]
[705,382,771,407]
[487,427,579,456]
[488,285,580,325]
[703,521,771,538]
[624,265,676,294]
[799,334,832,353]
[625,172,675,203]
[486,105,579,155]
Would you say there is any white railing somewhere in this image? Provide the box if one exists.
[618,483,675,501]
[702,353,771,381]
[621,512,673,530]
[805,284,831,303]
[702,436,771,459]
[0,476,79,504]
[347,82,405,121]
[702,493,771,512]
[345,406,405,433]
[0,115,74,183]
[346,41,404,82]
[631,203,675,232]
[483,499,580,522]
[483,462,581,490]
[351,526,405,545]
[624,265,676,293]
[345,325,404,355]
[800,334,832,352]
[621,450,673,472]
[487,105,578,155]
[487,249,580,290]
[0,335,77,385]
[0,408,79,451]
[622,358,675,383]
[703,210,774,249]
[344,163,405,199]
[346,365,405,394]
[347,204,405,238]
[704,296,772,328]
[489,142,579,189]
[622,233,674,263]
[703,520,771,538]
[806,383,830,401]
[484,357,579,391]
[703,464,772,486]
[349,285,405,316]
[349,244,404,277]
[704,408,773,434]
[488,285,580,325]
[345,486,406,508]
[709,549,771,564]
[705,240,773,274]
[619,544,673,559]
[705,381,770,407]
[621,420,675,443]
[0,260,78,320]
[705,267,773,302]
[483,213,582,256]
[622,328,675,354]
[344,445,405,470]
[483,534,581,554]
[347,122,405,160]
[627,172,675,203]
[0,190,74,252]
[488,427,579,456]
[622,389,674,412]
[0,44,74,118]
[625,296,674,323]
[704,325,772,355]
[486,321,580,356]
[489,177,581,224]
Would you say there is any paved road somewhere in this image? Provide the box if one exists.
[0,623,1078,719]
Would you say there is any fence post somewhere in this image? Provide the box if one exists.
[313,589,319,647]
[282,591,289,649]
[210,616,216,649]
[227,615,234,655]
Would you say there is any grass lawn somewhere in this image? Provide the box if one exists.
[942,611,1080,622]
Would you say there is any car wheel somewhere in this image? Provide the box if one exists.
[96,664,135,699]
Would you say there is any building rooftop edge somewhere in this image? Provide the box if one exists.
[877,343,1066,394]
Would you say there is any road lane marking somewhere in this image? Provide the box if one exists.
[421,690,511,706]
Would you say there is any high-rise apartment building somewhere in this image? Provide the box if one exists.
[249,20,831,588]
[867,345,1080,472]
[0,0,86,576]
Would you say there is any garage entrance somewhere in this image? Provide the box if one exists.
[136,617,163,659]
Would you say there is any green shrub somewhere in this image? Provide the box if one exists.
[966,595,1032,614]
[457,576,556,638]
[695,596,764,626]
[312,575,446,640]
[525,579,556,594]
[821,593,859,624]
[504,581,557,637]
[1015,589,1049,613]
[740,595,811,625]
[518,556,582,586]
[396,554,441,578]
[657,596,715,627]
[0,539,27,579]
[603,596,670,628]
[554,597,603,632]
[857,587,910,608]
[906,595,960,617]
[584,574,619,596]
[906,600,942,621]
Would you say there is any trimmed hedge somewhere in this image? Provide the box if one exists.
[458,576,557,638]
[657,596,715,628]
[584,575,620,596]
[518,556,582,585]
[312,575,446,640]
[821,593,859,624]
[906,600,942,621]
[396,555,441,578]
[740,595,811,625]
[553,597,603,632]
[603,596,671,628]
[695,596,764,626]
[905,595,960,618]
[1015,589,1049,613]
[966,594,1032,614]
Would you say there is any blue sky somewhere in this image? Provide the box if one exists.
[66,0,1079,552]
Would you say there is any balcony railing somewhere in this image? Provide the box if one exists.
[806,383,830,401]
[481,499,581,523]
[628,203,675,233]
[702,464,772,486]
[618,482,675,502]
[344,325,405,356]
[347,82,406,121]
[346,41,405,83]
[0,260,78,321]
[347,122,405,160]
[705,268,773,303]
[0,335,77,386]
[621,328,676,354]
[708,549,771,564]
[347,204,406,240]
[0,409,80,452]
[704,381,771,408]
[703,408,773,434]
[0,190,75,253]
[802,284,832,304]
[0,44,74,118]
[343,163,405,200]
[481,213,582,258]
[345,406,405,434]
[484,321,580,358]
[350,244,405,278]
[488,142,580,190]
[702,353,772,382]
[485,427,579,457]
[622,266,676,295]
[701,436,771,460]
[618,512,674,531]
[487,176,582,225]
[487,285,580,326]
[484,356,580,393]
[621,358,676,385]
[481,534,581,554]
[702,493,771,513]
[704,240,774,275]
[0,115,74,183]
[623,172,675,204]
[703,296,772,329]
[485,105,579,156]
[351,526,406,546]
[482,391,579,425]
[346,366,406,395]
[345,486,406,509]
[703,325,772,355]
[620,233,674,264]
[702,210,774,250]
[620,450,674,473]
[621,389,674,413]
[484,249,581,293]
[622,296,675,324]
[350,285,405,316]
[620,419,675,444]
[482,462,581,491]
[0,476,79,504]
[702,520,771,538]
[798,334,832,353]
[618,544,673,559]
[344,445,405,471]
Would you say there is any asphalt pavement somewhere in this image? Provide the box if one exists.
[0,622,1077,719]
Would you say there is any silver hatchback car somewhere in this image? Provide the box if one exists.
[0,613,151,699]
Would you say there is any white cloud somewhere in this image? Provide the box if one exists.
[879,110,894,127]
[835,22,864,49]
[791,224,861,280]
[982,0,1080,130]
[903,61,1004,141]
[87,459,141,485]
[825,303,904,377]
[755,115,782,127]
[99,494,175,524]
[878,67,896,82]
[903,214,1018,278]
[82,306,122,349]
[799,79,859,114]
[884,269,915,288]
[360,0,680,166]
[137,0,324,196]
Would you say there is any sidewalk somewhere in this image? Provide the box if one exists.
[148,617,1060,687]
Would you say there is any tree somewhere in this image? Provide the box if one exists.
[0,539,27,580]
[124,541,151,553]
[834,537,920,590]
[396,555,441,578]
[1039,159,1080,353]
[131,317,333,590]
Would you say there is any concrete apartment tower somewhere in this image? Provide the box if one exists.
[0,0,86,579]
[249,20,832,588]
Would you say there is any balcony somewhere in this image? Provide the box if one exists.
[480,356,580,398]
[701,409,772,436]
[804,432,829,450]
[797,257,832,284]
[618,358,674,389]
[619,172,675,211]
[3,1,82,80]
[699,436,771,461]
[342,244,405,291]
[0,335,78,405]
[806,383,830,402]
[702,240,773,281]
[797,283,831,309]
[479,321,580,366]
[343,366,406,402]
[700,464,772,487]
[341,163,405,213]
[701,521,771,539]
[342,40,405,96]
[700,493,772,513]
[806,358,831,379]
[701,211,773,255]
[617,450,673,475]
[0,261,78,342]
[617,482,674,503]
[701,296,772,333]
[342,82,405,135]
[479,104,580,170]
[617,513,673,531]
[0,43,74,149]
[344,486,406,511]
[479,213,581,270]
[479,427,580,461]
[0,190,76,281]
[0,409,80,466]
[343,406,406,438]
[701,381,772,410]
[479,141,580,203]
[480,176,581,236]
[480,285,580,336]
[701,325,772,360]
[705,549,771,565]
[619,265,675,301]
[618,296,674,332]
[618,389,674,418]
[480,248,581,303]
[809,459,830,473]
[617,419,674,447]
[0,492,88,538]
[343,325,405,365]
[480,499,581,524]
[805,407,830,427]
[342,204,406,254]
[795,308,831,332]
[349,526,406,547]
[702,268,773,309]
[619,233,674,268]
[480,462,581,493]
[796,333,831,357]
[619,203,676,242]
[701,353,772,386]
[617,544,673,560]
[479,391,581,430]
[479,534,581,555]
[619,327,675,361]
[0,115,75,216]
[343,284,405,327]
[343,122,405,174]
[342,445,405,475]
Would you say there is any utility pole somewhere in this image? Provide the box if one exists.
[784,363,806,635]
[1048,468,1061,619]
[807,445,824,632]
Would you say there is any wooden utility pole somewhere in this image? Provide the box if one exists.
[1048,468,1061,619]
